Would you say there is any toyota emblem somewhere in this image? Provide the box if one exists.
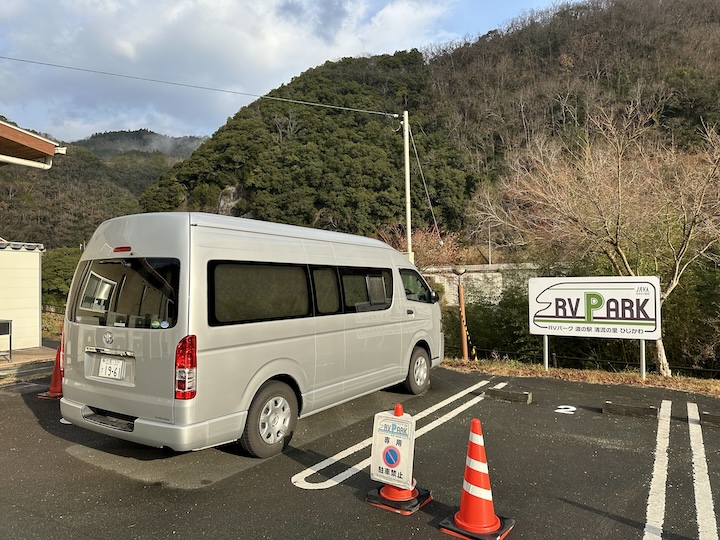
[103,331,114,345]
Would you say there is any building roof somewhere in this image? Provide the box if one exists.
[0,119,66,169]
[0,240,45,252]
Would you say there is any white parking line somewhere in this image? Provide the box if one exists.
[687,402,719,540]
[291,379,493,490]
[643,399,671,540]
[644,400,719,540]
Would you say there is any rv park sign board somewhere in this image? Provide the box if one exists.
[528,277,661,340]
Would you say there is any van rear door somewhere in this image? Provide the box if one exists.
[64,257,182,424]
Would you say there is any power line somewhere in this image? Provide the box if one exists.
[408,123,443,245]
[0,55,399,119]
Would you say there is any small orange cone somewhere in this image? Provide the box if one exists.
[365,403,432,515]
[38,346,63,400]
[440,418,514,540]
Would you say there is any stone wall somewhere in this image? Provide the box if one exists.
[423,263,537,306]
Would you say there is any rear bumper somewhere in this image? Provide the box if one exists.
[60,397,248,452]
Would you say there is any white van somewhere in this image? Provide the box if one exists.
[60,213,444,457]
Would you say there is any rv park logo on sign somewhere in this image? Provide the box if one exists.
[528,277,661,340]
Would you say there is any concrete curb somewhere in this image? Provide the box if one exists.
[485,388,533,404]
[701,411,720,427]
[0,360,54,387]
[603,400,658,418]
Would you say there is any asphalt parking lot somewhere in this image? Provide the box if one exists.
[1,366,718,539]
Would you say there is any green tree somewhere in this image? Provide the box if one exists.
[143,49,472,235]
[42,247,82,305]
[139,178,187,213]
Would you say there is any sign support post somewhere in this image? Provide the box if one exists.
[640,339,646,380]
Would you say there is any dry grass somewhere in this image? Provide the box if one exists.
[443,357,720,399]
[37,310,720,400]
[42,313,64,341]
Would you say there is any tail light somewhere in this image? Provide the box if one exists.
[175,335,197,400]
[59,326,65,377]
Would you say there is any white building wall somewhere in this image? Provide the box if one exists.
[0,247,43,350]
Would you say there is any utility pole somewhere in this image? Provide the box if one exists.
[403,110,414,263]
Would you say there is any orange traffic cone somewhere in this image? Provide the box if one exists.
[366,403,432,515]
[440,418,514,540]
[38,346,62,400]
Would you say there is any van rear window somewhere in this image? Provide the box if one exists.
[68,258,180,329]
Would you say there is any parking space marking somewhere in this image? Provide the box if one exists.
[291,378,493,490]
[644,400,719,540]
[555,405,577,415]
[643,399,671,540]
[687,402,719,540]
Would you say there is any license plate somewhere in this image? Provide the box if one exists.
[98,357,125,379]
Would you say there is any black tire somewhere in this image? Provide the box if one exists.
[241,381,298,458]
[404,347,430,395]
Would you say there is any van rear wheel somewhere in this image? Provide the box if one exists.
[241,381,298,458]
[404,347,430,395]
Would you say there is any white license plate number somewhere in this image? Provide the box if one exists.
[98,357,125,379]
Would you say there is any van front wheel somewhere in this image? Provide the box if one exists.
[404,347,430,395]
[241,381,298,458]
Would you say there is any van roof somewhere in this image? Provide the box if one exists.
[106,212,393,250]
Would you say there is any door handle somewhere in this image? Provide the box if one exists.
[407,310,414,315]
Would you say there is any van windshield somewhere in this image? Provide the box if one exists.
[68,258,180,329]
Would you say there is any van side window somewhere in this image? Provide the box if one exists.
[339,267,393,313]
[400,269,433,303]
[209,262,310,325]
[312,266,341,315]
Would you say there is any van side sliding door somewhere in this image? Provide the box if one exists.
[339,267,403,398]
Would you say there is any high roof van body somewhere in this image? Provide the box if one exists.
[60,213,444,457]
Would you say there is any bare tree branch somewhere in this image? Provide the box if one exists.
[470,100,720,376]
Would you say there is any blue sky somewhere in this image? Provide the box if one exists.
[0,0,558,142]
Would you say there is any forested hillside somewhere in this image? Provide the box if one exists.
[138,0,720,376]
[141,50,476,235]
[73,129,205,159]
[143,0,720,243]
[5,0,719,250]
[5,0,720,374]
[0,130,202,247]
[427,0,720,175]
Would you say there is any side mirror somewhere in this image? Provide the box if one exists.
[430,290,440,304]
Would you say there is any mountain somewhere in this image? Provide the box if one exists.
[72,129,205,159]
[144,0,720,239]
[4,0,720,247]
[143,50,476,235]
[0,130,203,247]
[6,0,720,373]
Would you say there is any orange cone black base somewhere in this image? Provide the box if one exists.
[440,418,514,539]
[38,346,62,400]
[366,483,432,515]
[439,515,515,540]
